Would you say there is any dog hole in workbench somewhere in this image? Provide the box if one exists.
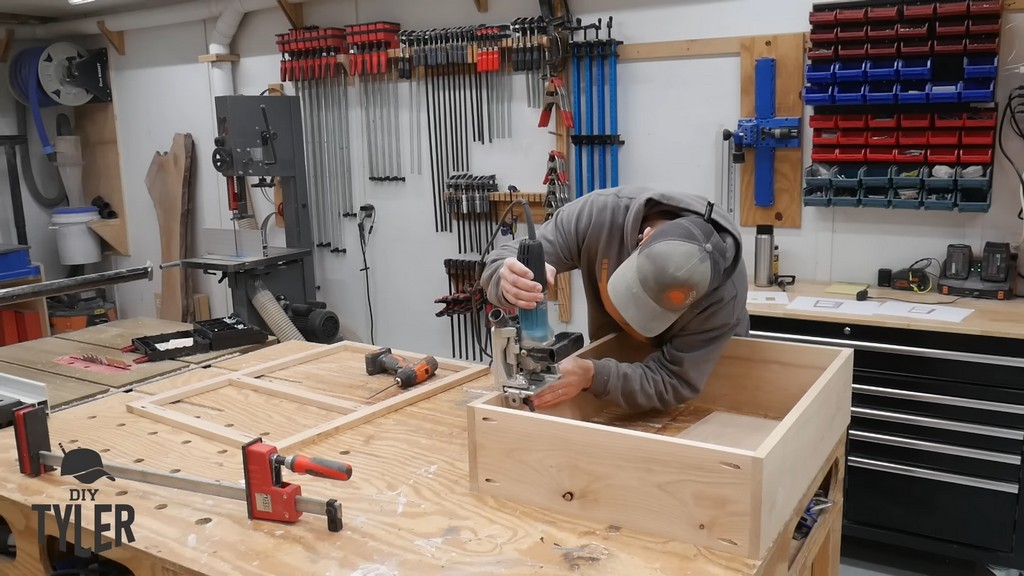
[116,423,126,427]
[169,469,181,474]
[338,450,350,455]
[148,431,158,435]
[99,449,110,453]
[67,439,77,444]
[134,459,144,464]
[259,432,270,436]
[155,504,168,510]
[115,491,128,496]
[181,440,191,445]
[224,423,234,428]
[195,518,212,526]
[0,513,14,561]
[217,449,229,454]
[87,415,96,420]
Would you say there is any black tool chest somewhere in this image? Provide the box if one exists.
[749,314,1024,567]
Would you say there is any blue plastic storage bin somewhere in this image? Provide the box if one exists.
[956,165,992,190]
[806,62,836,83]
[866,82,898,104]
[835,60,867,82]
[830,165,862,190]
[961,80,995,102]
[924,189,956,210]
[956,188,991,212]
[860,164,894,188]
[830,186,861,206]
[897,58,932,80]
[803,84,834,105]
[928,82,961,103]
[964,55,998,79]
[867,59,898,81]
[897,82,929,104]
[835,83,866,105]
[805,165,833,188]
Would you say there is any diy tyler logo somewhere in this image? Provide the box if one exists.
[32,443,137,553]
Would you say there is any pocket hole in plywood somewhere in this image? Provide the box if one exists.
[154,504,168,510]
[169,469,181,474]
[484,478,499,484]
[718,538,738,547]
[719,462,741,470]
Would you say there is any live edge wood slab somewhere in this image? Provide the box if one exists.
[0,339,847,576]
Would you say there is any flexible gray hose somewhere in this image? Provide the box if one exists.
[249,280,304,342]
[16,103,67,208]
[236,217,259,230]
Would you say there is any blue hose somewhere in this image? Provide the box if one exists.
[9,47,58,156]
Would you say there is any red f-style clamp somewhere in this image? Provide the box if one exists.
[538,77,574,129]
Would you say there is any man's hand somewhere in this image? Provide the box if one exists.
[499,257,557,309]
[530,357,595,410]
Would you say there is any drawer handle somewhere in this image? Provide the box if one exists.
[851,407,1024,440]
[849,457,1019,494]
[849,430,1021,464]
[749,331,1024,368]
[853,384,1024,415]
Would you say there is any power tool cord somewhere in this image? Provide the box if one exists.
[358,206,376,346]
[997,85,1024,222]
[471,199,538,361]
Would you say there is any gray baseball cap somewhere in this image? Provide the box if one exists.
[607,217,729,337]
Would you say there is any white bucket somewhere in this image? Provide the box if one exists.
[50,206,102,265]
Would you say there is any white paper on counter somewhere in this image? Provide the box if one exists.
[874,300,974,323]
[747,292,790,305]
[785,296,882,316]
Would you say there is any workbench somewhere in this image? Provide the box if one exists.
[0,339,845,576]
[0,318,277,409]
[747,280,1024,570]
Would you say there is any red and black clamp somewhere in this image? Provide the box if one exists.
[538,76,574,129]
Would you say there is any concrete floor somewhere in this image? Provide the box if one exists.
[839,537,999,576]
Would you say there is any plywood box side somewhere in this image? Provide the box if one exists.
[468,398,761,558]
[756,348,853,559]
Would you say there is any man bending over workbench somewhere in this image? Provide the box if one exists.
[481,186,749,413]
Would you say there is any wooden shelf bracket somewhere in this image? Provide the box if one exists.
[474,0,489,12]
[0,28,13,63]
[97,21,125,56]
[277,0,304,28]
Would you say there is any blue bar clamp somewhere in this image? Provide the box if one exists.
[723,57,801,208]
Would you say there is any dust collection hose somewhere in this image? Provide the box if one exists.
[16,103,67,208]
[249,280,305,342]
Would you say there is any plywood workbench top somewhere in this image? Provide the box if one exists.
[747,280,1024,340]
[0,341,820,576]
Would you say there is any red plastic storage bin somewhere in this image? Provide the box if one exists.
[968,17,1001,35]
[868,114,899,128]
[839,43,869,57]
[901,40,934,55]
[868,130,898,145]
[867,147,897,161]
[961,148,993,163]
[962,129,995,145]
[928,148,960,163]
[935,38,966,53]
[895,148,928,162]
[810,9,838,25]
[808,45,837,60]
[836,148,867,162]
[837,8,867,22]
[936,1,969,17]
[810,26,839,42]
[967,36,999,53]
[898,21,931,38]
[812,147,839,162]
[810,114,838,129]
[969,0,1002,15]
[899,131,930,145]
[867,5,901,20]
[813,129,841,145]
[838,25,868,40]
[934,113,966,127]
[868,23,899,39]
[838,114,868,128]
[965,110,997,127]
[839,130,869,145]
[903,3,937,19]
[936,19,968,36]
[868,41,899,57]
[929,130,962,145]
[900,113,932,128]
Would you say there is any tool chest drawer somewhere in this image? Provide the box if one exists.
[845,456,1018,552]
[848,429,1020,482]
[852,406,1024,454]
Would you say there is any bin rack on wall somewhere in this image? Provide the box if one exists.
[803,0,1001,212]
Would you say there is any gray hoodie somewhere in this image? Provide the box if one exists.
[481,186,749,413]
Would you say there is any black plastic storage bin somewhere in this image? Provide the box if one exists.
[891,165,925,209]
[955,165,993,212]
[923,165,957,210]
[830,165,862,206]
[860,165,894,207]
[804,185,832,206]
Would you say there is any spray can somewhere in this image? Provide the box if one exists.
[754,225,776,287]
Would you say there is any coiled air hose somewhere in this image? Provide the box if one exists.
[249,280,305,342]
[9,46,58,158]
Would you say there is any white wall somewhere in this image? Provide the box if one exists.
[2,0,1022,360]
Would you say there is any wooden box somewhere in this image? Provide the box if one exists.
[467,333,853,561]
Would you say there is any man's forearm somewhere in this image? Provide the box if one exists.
[587,357,703,413]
